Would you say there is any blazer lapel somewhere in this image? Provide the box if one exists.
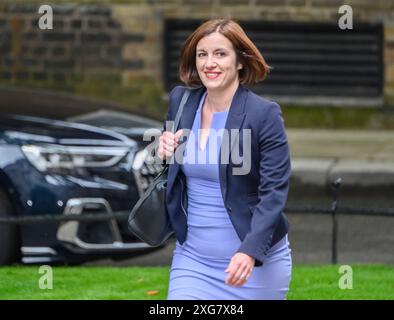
[218,84,248,201]
[179,87,206,132]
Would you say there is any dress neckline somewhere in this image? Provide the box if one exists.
[197,92,230,115]
[197,92,229,151]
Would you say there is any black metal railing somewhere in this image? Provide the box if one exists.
[0,177,393,264]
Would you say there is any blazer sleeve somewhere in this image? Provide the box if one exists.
[237,102,292,266]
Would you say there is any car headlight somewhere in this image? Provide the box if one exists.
[21,144,130,173]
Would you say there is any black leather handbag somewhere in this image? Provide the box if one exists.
[127,89,191,246]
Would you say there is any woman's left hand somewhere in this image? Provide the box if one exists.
[225,252,255,287]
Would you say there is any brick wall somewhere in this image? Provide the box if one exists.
[0,1,393,100]
[0,4,147,84]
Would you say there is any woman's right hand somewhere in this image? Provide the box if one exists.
[157,129,184,161]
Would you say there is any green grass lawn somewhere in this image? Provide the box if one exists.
[0,265,392,300]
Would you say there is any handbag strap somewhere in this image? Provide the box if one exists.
[173,88,191,133]
[166,88,191,165]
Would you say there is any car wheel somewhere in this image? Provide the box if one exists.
[0,188,21,265]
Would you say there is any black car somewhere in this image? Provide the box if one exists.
[0,112,163,265]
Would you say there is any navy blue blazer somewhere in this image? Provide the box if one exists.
[164,84,291,266]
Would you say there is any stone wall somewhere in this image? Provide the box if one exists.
[0,0,393,101]
[0,4,147,84]
[385,25,394,100]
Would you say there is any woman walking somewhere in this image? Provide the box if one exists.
[158,18,292,300]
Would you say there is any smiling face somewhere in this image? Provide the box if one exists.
[195,32,242,92]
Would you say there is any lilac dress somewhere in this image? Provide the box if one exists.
[167,93,292,300]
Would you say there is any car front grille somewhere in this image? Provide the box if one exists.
[133,151,164,196]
